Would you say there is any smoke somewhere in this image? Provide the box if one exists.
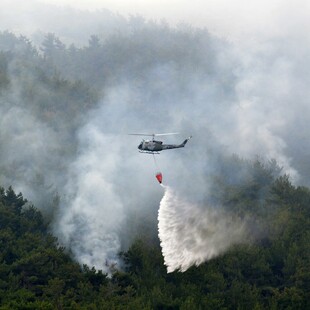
[158,186,248,273]
[0,103,65,212]
[1,1,310,273]
[56,129,125,269]
[52,86,164,270]
[0,0,128,46]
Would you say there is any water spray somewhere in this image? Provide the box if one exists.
[158,186,248,273]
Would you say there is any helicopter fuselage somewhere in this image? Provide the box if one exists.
[138,137,191,153]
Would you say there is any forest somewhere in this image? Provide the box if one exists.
[0,17,309,309]
[0,166,310,309]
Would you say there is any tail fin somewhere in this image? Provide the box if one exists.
[180,136,192,147]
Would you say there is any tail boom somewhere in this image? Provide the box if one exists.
[161,136,192,150]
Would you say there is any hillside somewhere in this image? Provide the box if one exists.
[0,169,309,309]
[0,22,310,309]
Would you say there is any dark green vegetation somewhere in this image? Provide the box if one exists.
[1,165,310,309]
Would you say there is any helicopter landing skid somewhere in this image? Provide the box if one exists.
[139,151,160,154]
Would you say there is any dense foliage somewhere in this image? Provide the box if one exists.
[0,167,309,309]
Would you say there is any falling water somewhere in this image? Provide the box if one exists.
[158,186,248,272]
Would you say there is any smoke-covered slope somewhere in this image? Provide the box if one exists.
[0,4,310,272]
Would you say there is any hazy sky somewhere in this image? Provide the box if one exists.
[35,0,310,40]
[2,0,309,45]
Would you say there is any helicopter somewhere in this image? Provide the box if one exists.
[129,133,192,154]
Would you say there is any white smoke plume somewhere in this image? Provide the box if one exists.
[56,129,125,269]
[52,87,164,270]
[158,186,248,273]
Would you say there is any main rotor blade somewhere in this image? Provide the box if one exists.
[128,132,179,136]
[154,132,179,136]
[128,133,155,136]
